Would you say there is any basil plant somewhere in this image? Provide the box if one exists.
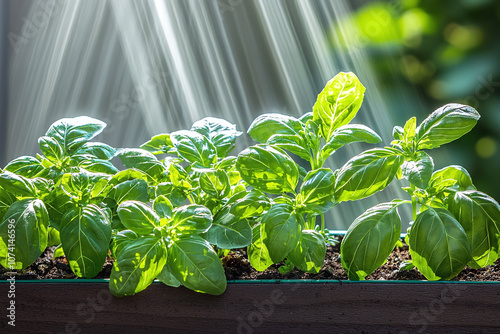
[236,72,382,273]
[340,103,500,281]
[0,117,121,278]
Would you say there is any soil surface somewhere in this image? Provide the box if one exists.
[2,237,500,281]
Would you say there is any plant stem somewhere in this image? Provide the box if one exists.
[307,216,315,230]
[410,184,417,221]
[320,213,325,232]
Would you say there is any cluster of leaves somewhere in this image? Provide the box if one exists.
[340,103,500,281]
[1,71,495,298]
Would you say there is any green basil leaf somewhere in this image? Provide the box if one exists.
[415,104,480,150]
[340,202,401,280]
[205,206,252,248]
[75,142,116,160]
[168,235,226,295]
[4,156,44,178]
[156,265,182,288]
[154,195,173,219]
[199,169,230,198]
[297,168,335,214]
[288,230,326,273]
[267,134,310,161]
[61,172,89,197]
[191,117,242,157]
[117,149,165,180]
[392,125,404,141]
[335,148,404,202]
[112,229,139,259]
[140,134,174,155]
[110,236,167,297]
[171,204,212,236]
[38,136,64,163]
[79,159,118,175]
[428,165,475,194]
[47,226,61,246]
[229,189,270,219]
[299,112,313,124]
[322,124,382,155]
[53,245,65,258]
[60,204,112,278]
[236,145,299,194]
[304,120,321,155]
[0,171,37,197]
[0,188,16,219]
[247,113,302,144]
[46,116,106,153]
[156,183,187,207]
[313,72,366,141]
[401,151,434,189]
[170,130,217,167]
[117,201,160,234]
[403,117,417,144]
[247,224,274,271]
[409,208,471,280]
[449,191,500,268]
[262,203,301,263]
[110,169,150,185]
[0,199,49,269]
[110,179,149,204]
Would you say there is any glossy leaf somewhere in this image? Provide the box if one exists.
[288,230,326,273]
[449,191,500,268]
[409,208,471,280]
[247,113,302,144]
[110,179,149,204]
[313,72,366,141]
[267,134,310,161]
[297,168,335,214]
[229,189,270,219]
[170,130,217,167]
[118,149,165,180]
[415,104,480,150]
[38,136,64,162]
[4,156,44,178]
[0,199,49,269]
[335,148,404,202]
[154,195,173,219]
[112,229,139,259]
[205,206,252,249]
[168,236,226,295]
[60,204,112,278]
[46,116,106,153]
[403,117,417,144]
[401,151,434,189]
[247,224,274,271]
[75,142,116,160]
[236,145,299,194]
[262,203,301,263]
[199,170,230,198]
[117,201,160,235]
[110,236,166,297]
[428,165,475,194]
[322,124,382,155]
[191,117,242,157]
[340,202,401,280]
[171,204,212,236]
[0,171,36,197]
[156,265,182,288]
[140,134,173,155]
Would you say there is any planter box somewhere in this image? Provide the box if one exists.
[1,279,500,333]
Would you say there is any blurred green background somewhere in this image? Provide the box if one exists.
[339,0,500,201]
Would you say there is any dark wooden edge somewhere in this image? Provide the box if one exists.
[1,281,500,333]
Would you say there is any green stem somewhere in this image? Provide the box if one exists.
[410,184,417,221]
[320,213,325,232]
[307,217,315,230]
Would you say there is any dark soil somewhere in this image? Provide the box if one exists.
[2,237,500,281]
